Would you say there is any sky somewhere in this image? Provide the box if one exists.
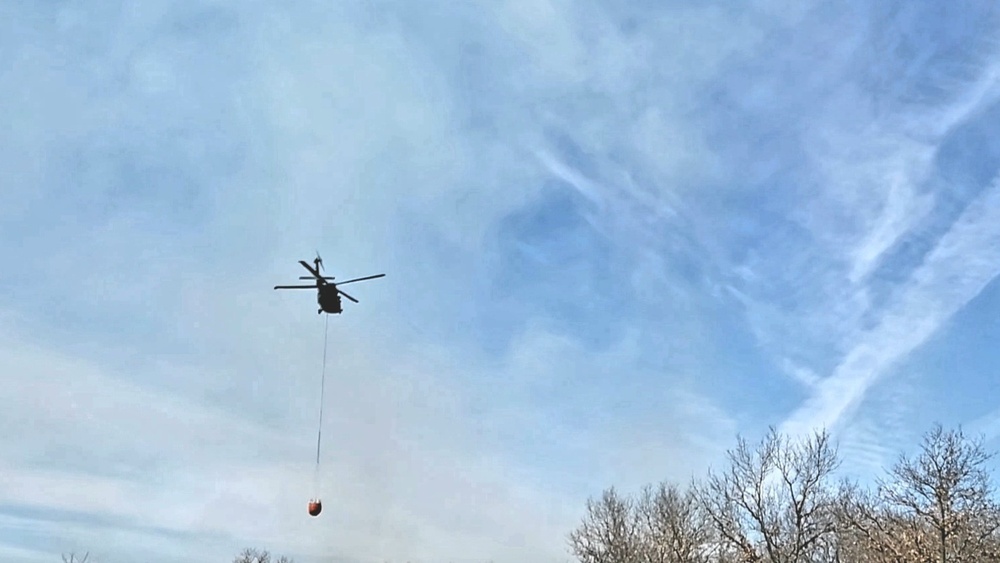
[3,0,1000,561]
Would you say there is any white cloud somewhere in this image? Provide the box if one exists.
[701,4,1000,454]
[781,171,1000,440]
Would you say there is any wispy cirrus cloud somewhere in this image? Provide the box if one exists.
[753,3,1000,463]
[780,169,1000,434]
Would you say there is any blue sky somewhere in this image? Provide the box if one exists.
[3,1,1000,561]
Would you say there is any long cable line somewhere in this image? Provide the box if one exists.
[314,313,330,483]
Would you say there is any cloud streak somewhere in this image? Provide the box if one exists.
[781,170,1000,437]
[777,48,1000,445]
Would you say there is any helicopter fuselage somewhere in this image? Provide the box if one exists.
[317,285,343,314]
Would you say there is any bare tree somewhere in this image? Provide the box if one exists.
[569,487,643,563]
[695,427,841,563]
[839,424,1000,563]
[635,482,715,563]
[570,423,1000,563]
[835,480,934,563]
[233,547,294,563]
[62,553,89,563]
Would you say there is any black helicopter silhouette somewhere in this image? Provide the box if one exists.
[274,254,385,314]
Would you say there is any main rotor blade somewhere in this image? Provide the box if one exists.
[298,260,327,284]
[335,274,386,286]
[300,276,335,280]
[337,289,359,303]
[274,285,318,290]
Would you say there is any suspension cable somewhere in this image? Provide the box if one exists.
[315,313,329,469]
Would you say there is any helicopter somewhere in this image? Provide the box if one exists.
[274,254,385,314]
